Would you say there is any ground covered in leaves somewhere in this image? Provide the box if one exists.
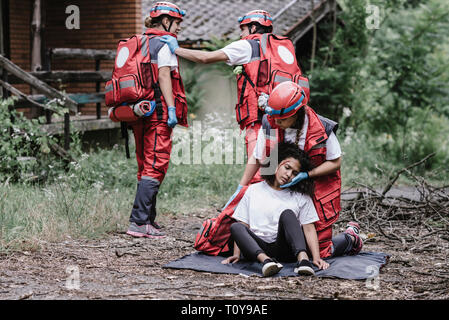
[0,204,448,301]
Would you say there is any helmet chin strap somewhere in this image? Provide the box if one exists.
[162,18,174,33]
[250,24,256,35]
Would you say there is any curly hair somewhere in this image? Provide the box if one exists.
[261,141,315,197]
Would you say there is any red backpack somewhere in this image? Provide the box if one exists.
[235,33,310,128]
[194,186,248,256]
[105,29,185,123]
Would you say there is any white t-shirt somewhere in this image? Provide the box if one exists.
[158,44,178,71]
[220,40,253,66]
[233,181,319,243]
[253,114,342,161]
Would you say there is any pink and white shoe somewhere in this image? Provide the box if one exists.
[345,222,363,255]
[126,222,166,239]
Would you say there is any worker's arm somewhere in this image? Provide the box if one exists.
[158,66,177,127]
[160,35,229,64]
[307,157,341,178]
[158,66,175,106]
[175,47,229,64]
[239,154,261,186]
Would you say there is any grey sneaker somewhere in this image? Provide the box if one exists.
[261,259,283,277]
[126,222,166,238]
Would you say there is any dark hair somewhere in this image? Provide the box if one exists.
[145,14,178,29]
[248,22,273,34]
[293,106,306,130]
[261,141,315,197]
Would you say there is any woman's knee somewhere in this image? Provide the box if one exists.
[280,209,296,221]
[230,222,246,236]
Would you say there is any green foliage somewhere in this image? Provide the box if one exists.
[308,0,371,119]
[180,64,206,117]
[309,0,449,178]
[0,98,69,183]
[202,36,238,78]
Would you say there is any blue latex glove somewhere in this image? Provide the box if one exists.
[160,35,179,54]
[222,184,243,211]
[280,172,309,189]
[167,106,178,128]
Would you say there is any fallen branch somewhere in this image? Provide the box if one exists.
[381,153,436,197]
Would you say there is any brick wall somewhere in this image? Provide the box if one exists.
[9,1,32,95]
[9,0,142,116]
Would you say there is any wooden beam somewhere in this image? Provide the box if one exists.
[50,48,115,61]
[285,0,334,44]
[31,0,42,72]
[0,78,62,113]
[13,92,105,107]
[41,118,120,135]
[7,70,112,84]
[0,54,78,112]
[30,0,43,118]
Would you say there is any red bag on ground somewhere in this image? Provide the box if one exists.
[194,186,248,256]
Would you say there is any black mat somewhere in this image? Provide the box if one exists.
[164,251,389,279]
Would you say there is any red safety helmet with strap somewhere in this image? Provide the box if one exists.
[238,9,273,28]
[149,1,186,21]
[265,81,308,120]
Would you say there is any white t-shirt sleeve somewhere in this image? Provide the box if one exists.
[253,128,267,160]
[232,189,250,225]
[297,195,319,225]
[325,132,342,160]
[220,40,253,66]
[157,44,178,70]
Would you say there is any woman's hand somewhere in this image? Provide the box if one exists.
[221,255,240,265]
[313,258,330,270]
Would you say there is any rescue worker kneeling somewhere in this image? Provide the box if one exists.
[231,81,363,259]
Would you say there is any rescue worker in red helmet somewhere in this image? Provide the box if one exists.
[159,9,308,203]
[126,1,188,239]
[236,81,363,259]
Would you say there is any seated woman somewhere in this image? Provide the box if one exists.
[222,141,361,277]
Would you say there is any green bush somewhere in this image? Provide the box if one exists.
[0,98,70,183]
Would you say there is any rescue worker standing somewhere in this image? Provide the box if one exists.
[160,10,308,198]
[126,2,189,238]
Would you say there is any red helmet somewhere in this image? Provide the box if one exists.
[265,81,307,120]
[150,2,186,21]
[238,10,273,27]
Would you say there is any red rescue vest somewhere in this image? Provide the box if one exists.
[262,107,341,258]
[235,33,310,130]
[106,28,188,127]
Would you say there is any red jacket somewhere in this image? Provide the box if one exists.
[262,107,341,258]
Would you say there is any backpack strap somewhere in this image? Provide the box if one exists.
[120,122,130,159]
[318,115,339,136]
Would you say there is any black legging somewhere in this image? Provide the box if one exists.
[230,209,354,262]
[230,209,307,263]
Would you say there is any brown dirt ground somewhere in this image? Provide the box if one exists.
[0,208,448,300]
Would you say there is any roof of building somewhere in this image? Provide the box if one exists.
[142,0,325,43]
